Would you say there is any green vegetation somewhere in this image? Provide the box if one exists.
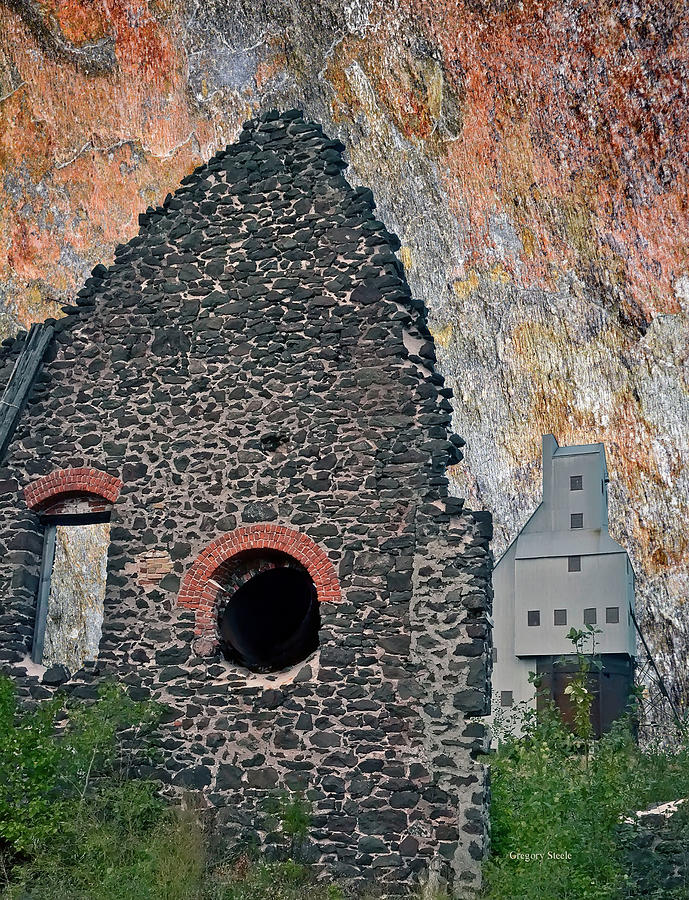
[0,676,197,899]
[0,676,160,859]
[0,677,345,900]
[207,857,345,900]
[482,627,689,900]
[2,655,688,900]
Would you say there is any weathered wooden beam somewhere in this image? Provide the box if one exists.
[0,322,54,462]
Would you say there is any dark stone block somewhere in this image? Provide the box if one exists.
[30,684,53,700]
[160,573,180,592]
[319,646,355,667]
[171,542,191,560]
[274,728,299,750]
[261,689,283,709]
[42,664,70,686]
[379,634,411,654]
[453,689,487,714]
[158,666,188,682]
[240,754,265,768]
[173,766,212,789]
[295,713,312,732]
[359,808,408,835]
[127,686,150,701]
[69,683,100,699]
[390,791,420,809]
[216,764,244,790]
[9,532,43,554]
[387,572,411,591]
[423,785,450,804]
[241,502,278,523]
[310,732,341,748]
[322,775,345,794]
[122,462,148,481]
[399,835,419,856]
[246,767,279,789]
[155,646,190,665]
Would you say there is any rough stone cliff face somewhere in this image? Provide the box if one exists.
[1,0,688,703]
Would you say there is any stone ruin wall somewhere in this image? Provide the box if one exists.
[0,111,493,896]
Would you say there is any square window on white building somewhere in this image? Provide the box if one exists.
[584,607,597,625]
[501,690,513,707]
[527,610,540,626]
[568,555,581,572]
[606,607,620,624]
[571,513,584,529]
[554,609,567,626]
[570,475,583,490]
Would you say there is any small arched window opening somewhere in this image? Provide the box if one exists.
[214,549,320,672]
[24,469,122,673]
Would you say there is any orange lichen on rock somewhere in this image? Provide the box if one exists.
[1,0,688,699]
[402,0,689,327]
[0,0,221,329]
[40,0,110,45]
[324,6,462,149]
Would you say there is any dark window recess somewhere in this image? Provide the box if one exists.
[570,475,583,491]
[568,555,581,572]
[584,607,597,625]
[492,647,498,662]
[501,690,513,707]
[606,607,620,624]
[536,654,634,739]
[571,513,584,529]
[527,610,541,627]
[218,566,320,672]
[554,609,567,626]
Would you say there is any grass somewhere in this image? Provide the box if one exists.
[4,789,205,900]
[4,672,689,899]
[481,699,689,900]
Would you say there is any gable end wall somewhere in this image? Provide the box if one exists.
[0,110,492,895]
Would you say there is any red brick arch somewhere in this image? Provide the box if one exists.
[24,467,123,511]
[178,524,341,646]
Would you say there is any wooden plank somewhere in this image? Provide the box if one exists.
[0,323,54,461]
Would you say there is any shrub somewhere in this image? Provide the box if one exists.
[0,678,345,900]
[4,789,205,900]
[0,676,206,898]
[0,677,159,860]
[482,683,689,899]
[206,856,345,900]
[263,792,313,861]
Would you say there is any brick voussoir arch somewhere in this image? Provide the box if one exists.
[178,524,341,646]
[24,467,123,510]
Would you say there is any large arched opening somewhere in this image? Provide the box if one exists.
[177,524,340,666]
[214,549,320,672]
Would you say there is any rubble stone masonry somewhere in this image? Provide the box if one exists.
[0,111,492,895]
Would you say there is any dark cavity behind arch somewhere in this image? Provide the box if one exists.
[218,566,320,672]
